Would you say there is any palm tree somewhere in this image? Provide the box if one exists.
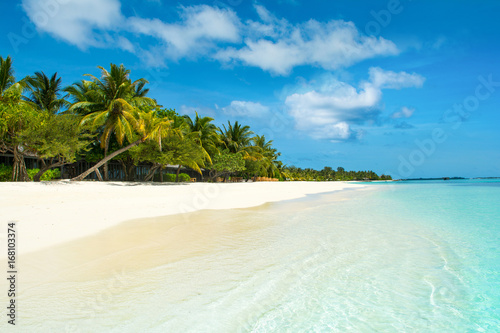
[252,134,280,178]
[63,80,100,115]
[71,109,168,181]
[219,121,254,154]
[0,56,26,101]
[253,134,275,153]
[139,113,206,182]
[165,134,205,182]
[23,72,68,114]
[0,56,15,97]
[164,114,205,181]
[66,64,155,180]
[133,80,150,98]
[183,112,220,165]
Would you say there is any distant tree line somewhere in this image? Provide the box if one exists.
[282,166,392,181]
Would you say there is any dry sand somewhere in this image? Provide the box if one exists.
[0,180,365,254]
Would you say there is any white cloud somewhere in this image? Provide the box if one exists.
[218,40,306,75]
[21,3,400,73]
[255,5,274,24]
[128,5,240,60]
[285,80,378,140]
[217,8,399,75]
[222,101,270,118]
[369,67,425,89]
[116,36,135,53]
[391,106,415,119]
[285,68,424,140]
[22,0,124,49]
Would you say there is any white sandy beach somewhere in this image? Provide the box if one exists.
[1,181,365,255]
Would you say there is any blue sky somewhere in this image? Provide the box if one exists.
[1,0,500,178]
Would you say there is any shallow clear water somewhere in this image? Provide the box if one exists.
[3,180,500,332]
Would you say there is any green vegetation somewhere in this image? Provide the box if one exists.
[27,168,61,181]
[0,164,60,181]
[154,172,190,182]
[208,150,246,181]
[282,166,392,181]
[0,164,12,181]
[0,55,391,182]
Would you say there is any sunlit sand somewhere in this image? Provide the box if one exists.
[1,181,365,255]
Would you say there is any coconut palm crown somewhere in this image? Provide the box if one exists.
[23,71,68,114]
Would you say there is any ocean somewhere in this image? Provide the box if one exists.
[7,180,500,332]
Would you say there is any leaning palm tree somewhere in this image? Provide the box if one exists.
[23,71,68,114]
[71,109,168,181]
[66,64,155,180]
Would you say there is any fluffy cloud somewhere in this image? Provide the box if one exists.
[22,2,399,73]
[128,6,240,60]
[22,0,125,49]
[217,6,399,75]
[22,1,239,57]
[285,68,424,140]
[391,106,415,119]
[221,101,270,118]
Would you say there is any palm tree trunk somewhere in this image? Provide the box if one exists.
[175,165,181,182]
[103,134,111,181]
[95,168,104,181]
[71,139,143,181]
[160,165,163,182]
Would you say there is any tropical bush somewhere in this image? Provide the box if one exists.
[0,164,13,181]
[0,164,61,181]
[27,168,61,181]
[178,173,191,182]
[163,173,176,182]
[159,172,190,182]
[42,168,61,181]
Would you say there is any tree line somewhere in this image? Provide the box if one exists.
[0,55,391,182]
[282,166,392,181]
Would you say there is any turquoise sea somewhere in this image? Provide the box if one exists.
[8,179,500,332]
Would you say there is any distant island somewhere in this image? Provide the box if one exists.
[399,177,500,181]
[401,177,466,181]
[473,177,500,180]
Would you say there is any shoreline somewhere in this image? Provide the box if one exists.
[1,181,368,255]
